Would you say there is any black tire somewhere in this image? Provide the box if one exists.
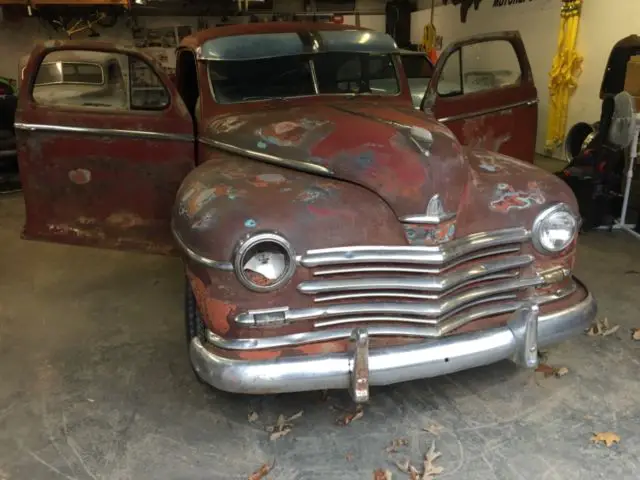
[184,277,207,383]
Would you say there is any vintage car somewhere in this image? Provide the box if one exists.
[380,49,434,108]
[15,24,596,403]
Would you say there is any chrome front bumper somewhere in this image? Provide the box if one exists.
[189,286,596,402]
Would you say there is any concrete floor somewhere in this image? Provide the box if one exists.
[2,191,640,480]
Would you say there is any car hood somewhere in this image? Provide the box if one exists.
[203,101,576,226]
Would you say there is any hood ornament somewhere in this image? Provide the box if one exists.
[399,194,456,224]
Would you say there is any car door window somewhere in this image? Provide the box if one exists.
[437,49,462,96]
[437,40,521,97]
[32,50,169,111]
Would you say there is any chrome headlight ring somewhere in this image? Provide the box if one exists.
[233,231,297,292]
[532,203,579,254]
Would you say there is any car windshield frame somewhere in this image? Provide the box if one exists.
[207,52,402,104]
[34,61,105,86]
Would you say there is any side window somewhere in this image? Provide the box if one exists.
[437,40,522,97]
[437,49,461,96]
[32,50,169,111]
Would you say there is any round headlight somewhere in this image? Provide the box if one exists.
[532,203,579,254]
[233,231,296,292]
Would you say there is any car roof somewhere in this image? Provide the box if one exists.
[180,21,371,49]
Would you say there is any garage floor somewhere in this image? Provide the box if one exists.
[2,186,640,480]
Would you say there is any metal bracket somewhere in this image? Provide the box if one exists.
[508,302,540,369]
[348,328,370,403]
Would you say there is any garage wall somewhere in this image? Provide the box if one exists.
[411,0,640,159]
[0,8,387,81]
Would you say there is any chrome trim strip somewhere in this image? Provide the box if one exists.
[399,212,456,224]
[235,276,544,326]
[298,255,532,295]
[171,221,233,271]
[313,293,520,328]
[437,99,539,124]
[311,246,522,276]
[14,122,194,142]
[198,137,333,176]
[308,59,320,95]
[209,287,576,350]
[300,227,530,268]
[190,285,595,399]
[312,273,518,303]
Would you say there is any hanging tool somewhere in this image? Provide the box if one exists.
[545,0,584,154]
[421,0,438,62]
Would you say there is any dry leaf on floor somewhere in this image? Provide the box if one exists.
[591,432,621,447]
[408,465,420,480]
[288,410,303,421]
[535,363,555,376]
[632,328,640,340]
[393,456,410,473]
[423,441,444,477]
[422,424,443,436]
[248,411,259,423]
[385,438,409,453]
[373,468,393,480]
[248,460,274,480]
[269,427,292,441]
[345,452,354,462]
[535,363,569,378]
[336,406,364,426]
[266,412,300,440]
[587,317,619,337]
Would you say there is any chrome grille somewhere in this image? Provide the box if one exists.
[295,227,542,330]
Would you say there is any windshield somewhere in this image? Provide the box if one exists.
[400,54,433,79]
[35,62,104,86]
[208,52,400,103]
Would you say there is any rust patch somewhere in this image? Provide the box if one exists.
[106,212,149,228]
[68,168,92,185]
[205,297,234,335]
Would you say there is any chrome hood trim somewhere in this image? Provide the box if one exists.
[300,227,530,268]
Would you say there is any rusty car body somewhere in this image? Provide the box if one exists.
[15,23,596,402]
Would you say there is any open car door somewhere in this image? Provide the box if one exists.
[15,42,195,254]
[421,32,538,163]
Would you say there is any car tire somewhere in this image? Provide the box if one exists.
[184,276,207,383]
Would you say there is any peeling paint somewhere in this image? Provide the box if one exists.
[256,118,329,147]
[210,115,247,134]
[68,168,91,185]
[489,182,545,213]
[403,219,456,245]
[191,210,217,230]
[244,218,257,228]
[462,116,512,153]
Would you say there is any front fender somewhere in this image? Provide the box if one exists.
[172,151,405,337]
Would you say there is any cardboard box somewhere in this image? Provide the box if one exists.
[624,55,640,95]
[624,56,640,110]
